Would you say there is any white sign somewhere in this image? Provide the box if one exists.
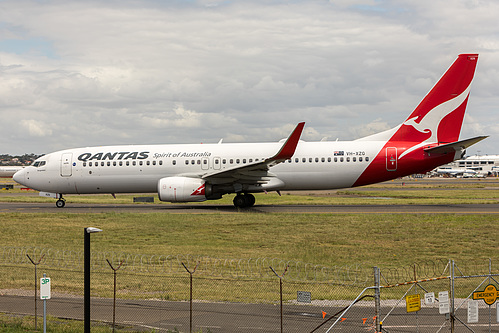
[425,292,435,305]
[467,300,479,323]
[297,291,311,303]
[40,277,51,300]
[439,291,450,314]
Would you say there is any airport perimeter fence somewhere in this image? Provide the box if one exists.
[0,247,498,333]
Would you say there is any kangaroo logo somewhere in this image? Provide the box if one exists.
[191,184,206,196]
[398,83,472,160]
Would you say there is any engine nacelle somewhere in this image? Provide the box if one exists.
[158,177,207,202]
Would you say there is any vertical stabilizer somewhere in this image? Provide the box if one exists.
[393,54,478,151]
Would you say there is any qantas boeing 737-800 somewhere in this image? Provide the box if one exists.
[14,54,487,208]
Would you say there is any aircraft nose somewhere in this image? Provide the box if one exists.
[13,168,25,185]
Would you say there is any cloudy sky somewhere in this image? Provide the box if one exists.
[0,0,498,156]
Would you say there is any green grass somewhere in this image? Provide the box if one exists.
[0,212,497,267]
[0,313,147,332]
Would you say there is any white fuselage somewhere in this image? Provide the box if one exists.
[15,140,384,195]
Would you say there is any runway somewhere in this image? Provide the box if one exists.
[1,201,499,214]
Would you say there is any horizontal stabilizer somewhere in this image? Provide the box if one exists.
[424,136,488,155]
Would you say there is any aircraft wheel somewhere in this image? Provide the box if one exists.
[56,199,66,208]
[233,194,247,208]
[233,194,255,208]
[245,193,256,207]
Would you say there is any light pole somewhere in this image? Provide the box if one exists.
[84,227,102,333]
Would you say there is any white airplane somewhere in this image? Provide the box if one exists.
[14,54,487,208]
[0,166,25,178]
[434,167,480,177]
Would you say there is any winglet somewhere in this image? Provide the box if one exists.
[268,122,305,161]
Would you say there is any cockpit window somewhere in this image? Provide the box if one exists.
[32,161,46,167]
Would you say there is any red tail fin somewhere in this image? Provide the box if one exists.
[391,54,478,147]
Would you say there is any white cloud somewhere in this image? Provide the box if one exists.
[0,0,496,155]
[20,119,53,137]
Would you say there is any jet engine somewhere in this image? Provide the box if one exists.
[158,177,208,202]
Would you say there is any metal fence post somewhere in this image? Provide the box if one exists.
[270,265,289,333]
[182,261,199,333]
[374,266,381,332]
[106,259,125,333]
[450,259,455,333]
[27,253,45,331]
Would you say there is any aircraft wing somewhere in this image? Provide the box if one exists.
[201,122,305,187]
[424,136,488,155]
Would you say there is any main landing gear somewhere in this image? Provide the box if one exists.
[233,193,255,208]
[55,195,66,208]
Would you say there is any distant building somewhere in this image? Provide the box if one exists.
[433,155,499,177]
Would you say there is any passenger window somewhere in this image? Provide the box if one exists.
[197,160,201,165]
[249,159,253,163]
[113,161,117,166]
[315,158,319,163]
[346,157,350,162]
[302,158,306,163]
[185,160,189,165]
[107,162,111,166]
[353,157,356,162]
[230,159,234,164]
[119,161,123,166]
[172,160,176,165]
[334,157,337,162]
[83,162,87,167]
[133,161,136,166]
[236,159,240,164]
[101,162,104,167]
[146,161,150,166]
[222,159,226,164]
[192,160,195,165]
[126,161,130,166]
[359,157,363,162]
[366,157,369,162]
[215,159,219,164]
[340,157,344,162]
[203,160,207,164]
[328,157,331,162]
[321,157,325,162]
[295,158,299,163]
[159,161,163,165]
[309,158,312,163]
[153,161,156,166]
[89,162,93,167]
[139,161,143,166]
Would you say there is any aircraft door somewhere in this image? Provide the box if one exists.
[201,157,209,170]
[213,157,221,170]
[386,147,397,171]
[61,153,73,177]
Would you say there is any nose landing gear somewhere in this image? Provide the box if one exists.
[55,195,66,208]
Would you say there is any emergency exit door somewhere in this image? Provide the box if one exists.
[386,147,397,171]
[60,153,73,177]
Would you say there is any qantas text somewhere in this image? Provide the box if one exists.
[78,152,150,162]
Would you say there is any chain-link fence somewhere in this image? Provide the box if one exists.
[1,247,497,332]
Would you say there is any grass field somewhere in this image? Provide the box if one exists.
[0,212,497,267]
[0,178,498,267]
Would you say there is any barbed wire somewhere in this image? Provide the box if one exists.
[0,247,496,285]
